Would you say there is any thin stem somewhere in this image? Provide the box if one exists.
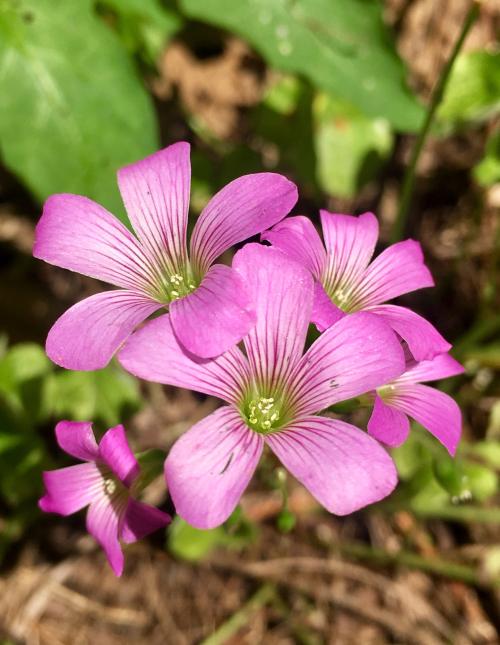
[391,2,480,242]
[201,584,276,645]
[410,503,500,524]
[338,541,500,588]
[380,495,500,524]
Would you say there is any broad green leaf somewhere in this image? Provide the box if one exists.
[462,462,498,503]
[433,458,467,498]
[392,432,432,480]
[168,517,229,561]
[474,129,500,187]
[97,0,182,62]
[180,0,424,131]
[0,343,51,413]
[42,371,97,422]
[263,75,302,115]
[438,50,500,125]
[0,0,159,218]
[135,449,167,492]
[168,513,256,561]
[42,362,141,428]
[314,93,393,198]
[93,364,142,426]
[0,343,50,391]
[468,440,500,469]
[409,466,450,512]
[0,440,46,504]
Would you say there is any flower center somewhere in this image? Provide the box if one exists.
[152,268,198,304]
[104,478,117,495]
[326,284,357,312]
[377,384,397,401]
[165,273,197,300]
[245,396,283,434]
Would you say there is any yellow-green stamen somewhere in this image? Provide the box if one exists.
[244,395,284,434]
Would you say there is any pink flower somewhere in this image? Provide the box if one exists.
[119,244,406,529]
[39,422,170,576]
[262,211,450,362]
[368,353,464,456]
[34,142,298,369]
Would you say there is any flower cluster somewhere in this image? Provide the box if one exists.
[36,142,463,574]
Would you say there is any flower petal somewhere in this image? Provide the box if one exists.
[190,173,298,273]
[366,304,451,362]
[55,420,99,462]
[169,264,256,358]
[266,416,397,515]
[46,290,161,370]
[261,215,326,278]
[86,495,127,576]
[290,311,405,416]
[350,240,434,309]
[34,194,153,290]
[121,499,171,544]
[119,315,250,404]
[320,211,378,293]
[311,282,345,332]
[396,352,464,385]
[367,395,410,447]
[388,384,461,455]
[232,244,314,391]
[39,463,102,516]
[99,425,139,487]
[117,142,191,272]
[164,407,263,529]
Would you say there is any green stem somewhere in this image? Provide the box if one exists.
[380,493,500,523]
[410,503,500,524]
[201,584,276,645]
[391,2,480,242]
[338,542,499,588]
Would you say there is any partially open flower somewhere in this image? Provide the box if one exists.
[39,422,170,576]
[262,211,450,362]
[368,352,464,455]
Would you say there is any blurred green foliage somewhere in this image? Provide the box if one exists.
[180,0,425,131]
[1,0,498,209]
[0,0,159,219]
[313,93,393,198]
[474,128,500,186]
[97,0,182,63]
[168,509,257,561]
[438,50,500,126]
[392,423,500,517]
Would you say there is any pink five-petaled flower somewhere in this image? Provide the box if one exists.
[368,352,464,456]
[119,244,406,529]
[262,211,450,362]
[39,422,170,576]
[33,142,297,369]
